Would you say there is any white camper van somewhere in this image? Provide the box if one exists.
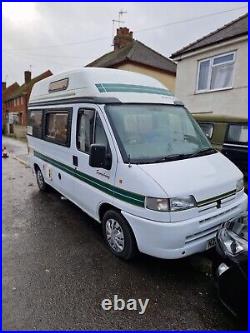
[27,68,247,260]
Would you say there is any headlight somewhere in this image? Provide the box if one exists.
[145,197,170,211]
[145,196,196,212]
[236,178,244,192]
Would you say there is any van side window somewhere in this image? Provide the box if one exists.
[198,122,214,139]
[77,109,95,153]
[28,110,43,138]
[225,124,248,144]
[95,113,108,149]
[45,111,70,146]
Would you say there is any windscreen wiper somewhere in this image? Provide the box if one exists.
[134,150,216,164]
[188,148,217,158]
[147,154,188,163]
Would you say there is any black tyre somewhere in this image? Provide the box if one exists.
[102,210,137,260]
[35,167,48,192]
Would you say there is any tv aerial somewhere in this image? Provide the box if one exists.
[112,9,128,45]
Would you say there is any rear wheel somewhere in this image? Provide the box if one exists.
[102,210,137,260]
[35,167,48,192]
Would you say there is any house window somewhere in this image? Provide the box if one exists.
[197,52,235,92]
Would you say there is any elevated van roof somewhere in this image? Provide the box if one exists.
[29,68,176,107]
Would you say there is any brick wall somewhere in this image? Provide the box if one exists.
[5,95,28,126]
[2,82,20,131]
[3,70,52,128]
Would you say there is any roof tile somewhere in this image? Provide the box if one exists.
[87,40,176,74]
[171,13,248,58]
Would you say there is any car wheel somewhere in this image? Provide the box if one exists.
[36,167,48,191]
[102,210,137,260]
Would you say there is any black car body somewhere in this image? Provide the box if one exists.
[193,114,248,192]
[214,213,248,319]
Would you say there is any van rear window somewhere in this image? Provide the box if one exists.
[28,110,43,138]
[226,124,248,145]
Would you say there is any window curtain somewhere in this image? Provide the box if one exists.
[210,63,233,89]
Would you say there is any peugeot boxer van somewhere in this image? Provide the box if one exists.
[27,68,247,260]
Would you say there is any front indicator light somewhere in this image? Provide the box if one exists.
[169,196,196,211]
[236,178,244,192]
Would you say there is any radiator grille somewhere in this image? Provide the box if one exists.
[185,204,240,244]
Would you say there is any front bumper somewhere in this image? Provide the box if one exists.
[122,193,247,259]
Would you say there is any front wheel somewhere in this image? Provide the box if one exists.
[102,210,137,260]
[35,167,48,192]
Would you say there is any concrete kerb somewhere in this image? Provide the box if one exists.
[13,155,29,167]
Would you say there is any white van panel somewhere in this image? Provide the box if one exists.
[29,68,176,106]
[27,68,247,260]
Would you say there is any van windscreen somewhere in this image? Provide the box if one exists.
[105,104,213,164]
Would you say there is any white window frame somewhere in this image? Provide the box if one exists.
[196,51,236,93]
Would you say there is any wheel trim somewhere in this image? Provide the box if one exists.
[106,218,125,253]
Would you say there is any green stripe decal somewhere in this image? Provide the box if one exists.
[197,189,236,207]
[34,151,145,207]
[95,83,173,96]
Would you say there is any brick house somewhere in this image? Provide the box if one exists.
[87,27,177,92]
[2,81,20,132]
[4,70,52,131]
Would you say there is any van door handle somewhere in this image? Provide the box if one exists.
[73,155,78,167]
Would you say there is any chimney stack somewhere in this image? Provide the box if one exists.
[113,27,133,50]
[2,82,6,91]
[24,71,31,84]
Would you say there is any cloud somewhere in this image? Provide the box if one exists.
[2,2,248,85]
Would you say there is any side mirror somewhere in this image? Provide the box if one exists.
[89,144,110,169]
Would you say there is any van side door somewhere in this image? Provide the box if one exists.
[72,105,117,220]
[29,107,74,199]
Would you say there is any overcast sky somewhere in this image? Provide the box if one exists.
[2,2,248,85]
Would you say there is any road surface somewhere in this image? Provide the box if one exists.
[2,137,244,330]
